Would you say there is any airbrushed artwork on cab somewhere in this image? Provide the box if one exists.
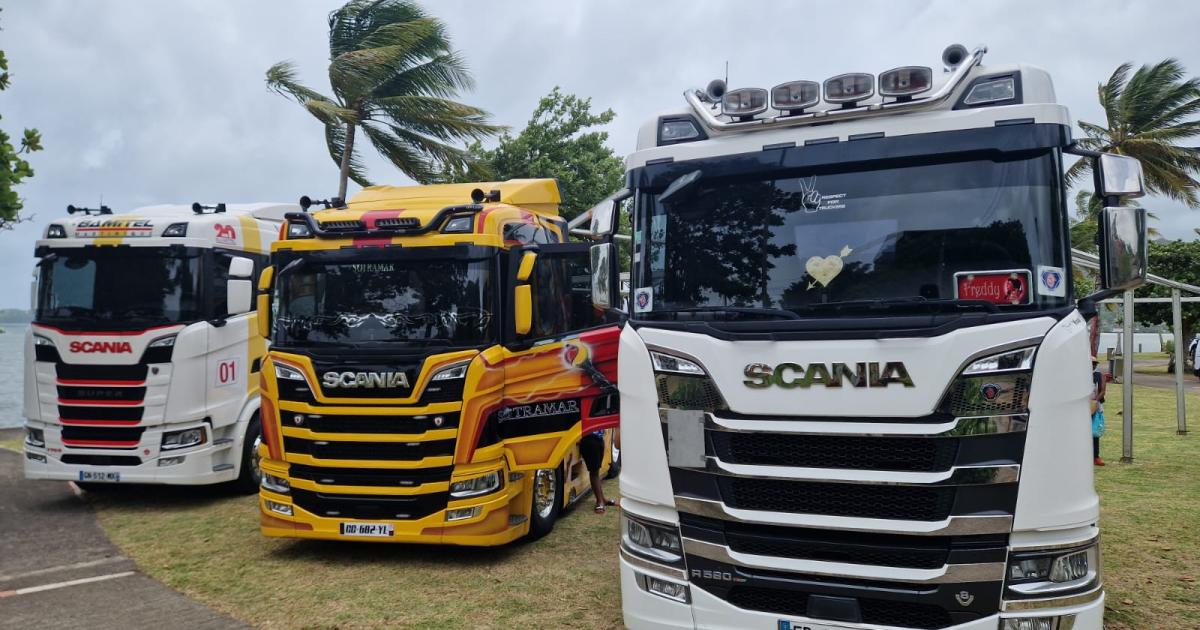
[457,326,620,469]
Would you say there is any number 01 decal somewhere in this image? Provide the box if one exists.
[216,358,240,387]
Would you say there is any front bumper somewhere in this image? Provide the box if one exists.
[22,421,238,485]
[620,556,1105,630]
[258,457,533,546]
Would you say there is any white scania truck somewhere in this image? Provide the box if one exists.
[585,45,1148,630]
[23,202,296,490]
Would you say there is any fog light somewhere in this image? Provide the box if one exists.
[1001,617,1059,630]
[446,506,481,522]
[46,224,68,238]
[261,472,291,494]
[158,456,186,467]
[26,428,45,448]
[162,427,205,451]
[636,573,690,603]
[449,471,500,498]
[26,452,47,463]
[266,500,293,516]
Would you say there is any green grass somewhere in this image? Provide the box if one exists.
[0,438,22,452]
[87,385,1200,629]
[1096,384,1200,629]
[91,480,623,629]
[1132,352,1170,361]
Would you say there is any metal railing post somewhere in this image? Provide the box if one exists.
[1122,290,1135,463]
[1173,289,1188,434]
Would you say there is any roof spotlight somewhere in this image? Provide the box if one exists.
[879,66,933,101]
[721,88,768,120]
[823,73,875,107]
[771,80,820,115]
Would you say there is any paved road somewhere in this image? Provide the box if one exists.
[1109,359,1200,393]
[0,429,245,629]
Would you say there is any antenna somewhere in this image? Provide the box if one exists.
[724,61,729,88]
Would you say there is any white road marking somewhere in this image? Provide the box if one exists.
[0,556,129,582]
[0,571,137,598]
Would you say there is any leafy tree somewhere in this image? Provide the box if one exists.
[1134,239,1200,356]
[1065,59,1200,207]
[266,0,501,199]
[454,87,624,221]
[0,8,43,229]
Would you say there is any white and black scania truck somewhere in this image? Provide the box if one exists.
[584,44,1148,630]
[23,202,296,490]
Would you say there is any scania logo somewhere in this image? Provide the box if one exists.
[321,371,410,389]
[69,341,133,354]
[743,362,914,389]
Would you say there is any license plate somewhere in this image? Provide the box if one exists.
[78,471,120,483]
[340,522,394,537]
[778,621,854,630]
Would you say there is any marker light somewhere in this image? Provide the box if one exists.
[659,118,702,143]
[721,88,768,118]
[442,215,473,233]
[162,223,189,237]
[46,224,67,239]
[286,221,313,239]
[446,506,481,521]
[879,66,933,99]
[771,80,820,114]
[963,75,1016,105]
[824,73,875,105]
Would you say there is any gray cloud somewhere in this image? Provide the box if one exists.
[2,0,1199,307]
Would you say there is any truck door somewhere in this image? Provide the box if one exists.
[499,243,621,471]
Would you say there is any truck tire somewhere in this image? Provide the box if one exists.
[231,415,262,495]
[604,437,622,480]
[526,465,563,540]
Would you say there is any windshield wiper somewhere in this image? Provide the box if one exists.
[795,297,999,314]
[645,306,801,321]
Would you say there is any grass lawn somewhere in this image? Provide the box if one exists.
[86,385,1199,629]
[0,438,22,452]
[91,479,623,629]
[1096,384,1200,629]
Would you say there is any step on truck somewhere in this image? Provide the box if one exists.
[24,202,295,490]
[256,179,621,544]
[589,44,1149,630]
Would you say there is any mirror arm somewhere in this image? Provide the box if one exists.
[208,317,228,328]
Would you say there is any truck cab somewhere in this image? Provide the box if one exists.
[596,45,1148,630]
[256,179,621,544]
[24,202,294,489]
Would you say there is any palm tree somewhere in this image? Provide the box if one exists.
[1066,59,1200,207]
[266,0,502,199]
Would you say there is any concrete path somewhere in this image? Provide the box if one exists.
[0,429,246,629]
[1107,359,1200,393]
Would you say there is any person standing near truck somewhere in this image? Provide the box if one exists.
[1092,356,1107,466]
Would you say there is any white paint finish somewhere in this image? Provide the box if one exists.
[636,317,1055,417]
[1013,310,1100,531]
[617,325,678,508]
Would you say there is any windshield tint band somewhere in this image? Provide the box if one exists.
[627,123,1071,190]
[274,244,497,270]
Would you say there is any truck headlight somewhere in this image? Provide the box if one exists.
[148,334,177,348]
[622,513,683,565]
[261,472,291,494]
[1006,541,1100,597]
[161,427,206,451]
[431,361,470,381]
[449,471,501,498]
[33,335,55,347]
[274,363,307,382]
[26,427,45,448]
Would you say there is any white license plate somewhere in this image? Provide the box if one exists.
[340,522,394,537]
[778,621,854,630]
[78,471,120,483]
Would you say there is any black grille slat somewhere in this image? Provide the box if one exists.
[285,411,459,434]
[318,220,366,231]
[55,363,148,381]
[725,586,954,629]
[57,386,147,402]
[61,426,146,442]
[290,488,447,520]
[284,437,455,461]
[288,464,453,487]
[710,432,958,472]
[720,478,955,522]
[58,405,144,421]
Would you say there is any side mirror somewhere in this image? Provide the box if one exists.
[1097,154,1146,199]
[256,266,275,339]
[590,243,613,310]
[1099,206,1148,292]
[513,251,537,337]
[229,256,254,279]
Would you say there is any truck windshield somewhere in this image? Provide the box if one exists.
[274,258,495,347]
[36,247,203,326]
[634,150,1069,317]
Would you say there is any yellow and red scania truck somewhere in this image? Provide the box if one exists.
[255,179,621,544]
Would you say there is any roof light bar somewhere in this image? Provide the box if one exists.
[823,73,874,106]
[721,88,768,119]
[879,66,933,100]
[770,80,820,115]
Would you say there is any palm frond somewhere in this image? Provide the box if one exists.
[372,52,474,98]
[368,95,504,141]
[359,122,436,183]
[305,99,359,126]
[265,61,333,106]
[329,0,426,58]
[328,18,445,98]
[1099,62,1131,130]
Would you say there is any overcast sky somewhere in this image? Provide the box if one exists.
[2,0,1199,308]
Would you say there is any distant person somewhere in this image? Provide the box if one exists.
[1092,356,1107,466]
[580,430,617,514]
[1191,336,1200,379]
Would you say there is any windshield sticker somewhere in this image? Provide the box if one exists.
[954,270,1031,305]
[1037,265,1066,297]
[649,215,666,271]
[793,177,846,212]
[633,287,653,312]
[805,245,853,289]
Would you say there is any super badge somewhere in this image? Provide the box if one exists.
[633,287,653,312]
[1037,265,1066,297]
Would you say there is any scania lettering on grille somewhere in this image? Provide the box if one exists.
[69,341,133,353]
[743,362,914,388]
[322,371,410,389]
